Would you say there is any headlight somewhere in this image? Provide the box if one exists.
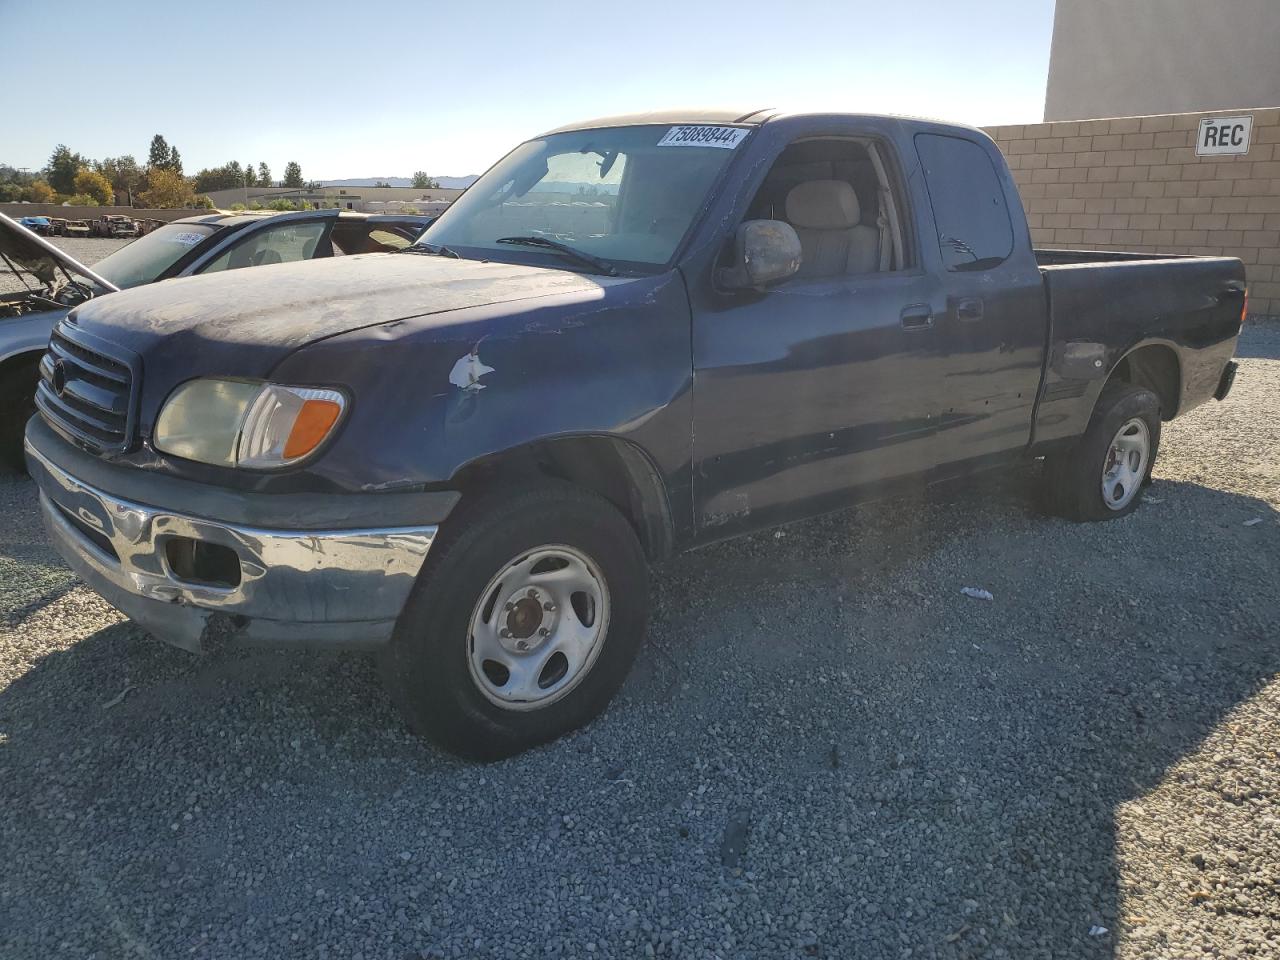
[153,379,346,469]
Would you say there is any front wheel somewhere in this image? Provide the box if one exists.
[1041,382,1162,521]
[379,481,649,760]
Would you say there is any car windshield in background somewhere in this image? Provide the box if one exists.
[92,223,219,288]
[417,124,748,272]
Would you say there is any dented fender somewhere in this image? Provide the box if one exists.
[269,268,696,533]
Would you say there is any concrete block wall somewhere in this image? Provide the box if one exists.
[983,107,1280,317]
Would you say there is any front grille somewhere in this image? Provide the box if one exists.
[36,322,140,455]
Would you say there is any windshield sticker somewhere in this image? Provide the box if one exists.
[166,232,205,246]
[657,126,748,149]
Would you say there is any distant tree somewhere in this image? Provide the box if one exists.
[26,180,56,203]
[73,168,114,205]
[0,163,34,187]
[282,161,303,187]
[47,144,84,195]
[257,162,271,186]
[193,194,215,210]
[193,161,252,193]
[243,161,256,187]
[96,155,143,202]
[148,134,171,168]
[168,146,183,175]
[412,171,439,189]
[374,179,391,189]
[139,167,197,208]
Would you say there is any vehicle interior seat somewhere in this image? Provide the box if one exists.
[784,179,879,278]
[251,249,282,267]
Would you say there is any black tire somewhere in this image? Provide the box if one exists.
[0,358,40,473]
[379,480,649,761]
[1041,381,1161,521]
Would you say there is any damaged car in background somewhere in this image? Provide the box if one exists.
[22,110,1245,760]
[0,209,431,467]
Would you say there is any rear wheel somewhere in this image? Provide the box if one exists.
[379,480,648,760]
[1041,382,1161,521]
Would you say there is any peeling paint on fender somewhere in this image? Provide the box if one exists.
[449,346,495,391]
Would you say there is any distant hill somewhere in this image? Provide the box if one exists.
[320,176,478,189]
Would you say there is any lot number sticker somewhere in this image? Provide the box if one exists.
[657,126,749,149]
[1196,115,1252,156]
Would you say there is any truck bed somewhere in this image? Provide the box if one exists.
[1034,247,1196,266]
[1031,248,1245,450]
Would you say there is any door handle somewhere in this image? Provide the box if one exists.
[900,305,934,330]
[954,297,984,322]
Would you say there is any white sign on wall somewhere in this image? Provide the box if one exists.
[1195,115,1253,156]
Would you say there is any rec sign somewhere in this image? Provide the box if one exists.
[1196,115,1253,156]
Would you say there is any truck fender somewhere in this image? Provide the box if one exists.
[447,434,676,561]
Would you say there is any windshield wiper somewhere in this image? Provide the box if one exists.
[402,242,460,259]
[494,236,618,277]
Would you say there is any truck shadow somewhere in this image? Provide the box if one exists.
[0,473,1275,957]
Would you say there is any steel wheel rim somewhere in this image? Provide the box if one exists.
[1101,417,1150,511]
[466,544,610,711]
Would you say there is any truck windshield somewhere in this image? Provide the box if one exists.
[92,223,219,289]
[416,124,747,272]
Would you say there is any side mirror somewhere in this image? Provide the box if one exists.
[717,219,802,291]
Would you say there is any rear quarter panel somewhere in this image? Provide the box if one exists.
[1033,256,1245,449]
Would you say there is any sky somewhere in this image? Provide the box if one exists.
[0,0,1056,181]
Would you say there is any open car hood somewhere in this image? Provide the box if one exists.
[0,213,119,292]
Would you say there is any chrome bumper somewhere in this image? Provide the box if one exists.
[26,440,437,653]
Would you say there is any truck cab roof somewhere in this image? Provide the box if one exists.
[541,108,991,140]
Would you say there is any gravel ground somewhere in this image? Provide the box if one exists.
[0,236,131,293]
[0,301,1277,956]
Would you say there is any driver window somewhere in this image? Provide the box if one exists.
[200,220,328,273]
[743,137,909,280]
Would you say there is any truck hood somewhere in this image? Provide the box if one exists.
[64,251,615,416]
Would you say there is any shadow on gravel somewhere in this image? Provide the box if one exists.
[1,470,1277,958]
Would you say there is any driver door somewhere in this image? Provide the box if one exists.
[688,122,946,539]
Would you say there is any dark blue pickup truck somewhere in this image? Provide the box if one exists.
[24,110,1245,759]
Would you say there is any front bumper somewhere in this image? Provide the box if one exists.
[25,426,442,654]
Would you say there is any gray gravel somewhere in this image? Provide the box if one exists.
[0,236,131,294]
[0,318,1277,959]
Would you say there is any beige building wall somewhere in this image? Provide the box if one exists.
[1044,0,1280,122]
[983,107,1280,318]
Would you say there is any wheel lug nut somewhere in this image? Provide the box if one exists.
[527,589,538,599]
[516,640,528,651]
[543,602,555,612]
[504,602,514,612]
[539,627,550,637]
[500,629,510,638]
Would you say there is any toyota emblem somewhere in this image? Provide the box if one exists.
[51,359,67,397]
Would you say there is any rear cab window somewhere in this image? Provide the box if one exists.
[914,133,1014,272]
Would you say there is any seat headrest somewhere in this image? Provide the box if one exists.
[785,179,861,230]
